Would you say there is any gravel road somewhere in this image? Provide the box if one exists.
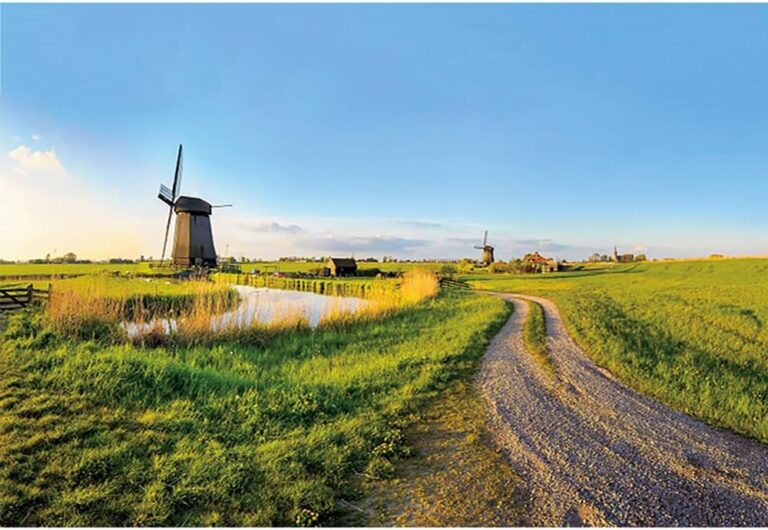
[478,293,768,526]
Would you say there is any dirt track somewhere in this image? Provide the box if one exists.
[479,294,768,526]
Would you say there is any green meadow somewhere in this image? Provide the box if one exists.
[0,262,154,278]
[0,285,510,525]
[466,258,768,443]
[0,260,445,280]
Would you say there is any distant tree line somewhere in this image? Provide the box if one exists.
[587,253,647,263]
[28,252,90,264]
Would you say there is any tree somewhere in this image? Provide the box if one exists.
[635,254,647,262]
[440,264,457,275]
[62,252,77,263]
[489,262,509,273]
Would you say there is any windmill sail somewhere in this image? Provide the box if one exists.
[474,229,494,265]
[159,144,184,265]
[171,145,183,199]
[158,184,174,206]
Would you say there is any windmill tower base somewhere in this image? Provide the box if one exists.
[482,247,495,266]
[171,197,218,267]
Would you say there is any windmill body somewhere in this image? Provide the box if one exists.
[481,246,495,265]
[171,196,217,267]
[158,145,227,268]
[474,230,495,266]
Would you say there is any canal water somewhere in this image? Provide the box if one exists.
[123,285,369,337]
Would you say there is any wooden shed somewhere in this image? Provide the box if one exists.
[325,257,358,277]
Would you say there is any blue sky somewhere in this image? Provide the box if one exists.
[1,4,766,261]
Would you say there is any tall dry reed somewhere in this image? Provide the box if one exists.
[399,269,440,304]
[47,284,127,339]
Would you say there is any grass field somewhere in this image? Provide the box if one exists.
[0,263,154,278]
[0,260,448,280]
[466,258,768,443]
[0,286,510,525]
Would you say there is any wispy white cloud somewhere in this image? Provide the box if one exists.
[390,219,444,230]
[300,235,430,254]
[8,145,65,174]
[31,134,41,142]
[240,221,303,234]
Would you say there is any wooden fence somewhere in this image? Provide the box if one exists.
[439,277,470,290]
[0,284,52,312]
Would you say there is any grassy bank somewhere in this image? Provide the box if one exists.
[522,300,554,378]
[466,258,768,443]
[0,289,510,526]
[363,377,526,526]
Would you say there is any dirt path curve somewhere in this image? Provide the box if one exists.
[478,293,768,526]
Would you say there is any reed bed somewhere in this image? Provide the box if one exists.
[42,270,440,346]
[45,279,238,342]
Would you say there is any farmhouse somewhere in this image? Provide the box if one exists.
[523,252,560,273]
[325,257,357,277]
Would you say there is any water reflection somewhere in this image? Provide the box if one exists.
[123,285,368,337]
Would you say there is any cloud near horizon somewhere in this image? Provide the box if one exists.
[240,221,304,234]
[8,145,65,174]
[300,235,431,254]
[391,219,445,230]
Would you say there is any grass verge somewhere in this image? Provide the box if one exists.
[359,377,527,526]
[522,300,555,378]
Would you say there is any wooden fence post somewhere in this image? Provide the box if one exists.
[27,284,33,306]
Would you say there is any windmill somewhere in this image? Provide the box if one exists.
[157,144,231,268]
[474,230,495,266]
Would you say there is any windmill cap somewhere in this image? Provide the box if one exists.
[174,196,212,215]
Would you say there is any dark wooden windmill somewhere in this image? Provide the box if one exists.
[474,230,495,266]
[157,145,231,268]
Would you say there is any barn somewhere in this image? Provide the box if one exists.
[325,257,358,277]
